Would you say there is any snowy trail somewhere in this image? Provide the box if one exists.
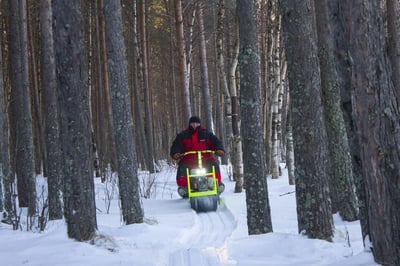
[148,164,238,265]
[168,202,237,266]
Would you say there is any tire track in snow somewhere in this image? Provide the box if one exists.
[168,202,237,266]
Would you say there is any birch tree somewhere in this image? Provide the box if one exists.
[197,2,214,132]
[229,25,243,193]
[270,19,283,180]
[0,31,7,216]
[285,108,295,185]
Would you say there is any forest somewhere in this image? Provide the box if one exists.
[0,0,399,265]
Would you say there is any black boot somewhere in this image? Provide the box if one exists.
[218,183,225,194]
[177,186,188,198]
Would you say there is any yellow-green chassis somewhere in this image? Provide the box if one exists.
[184,150,218,198]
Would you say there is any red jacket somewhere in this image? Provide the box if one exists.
[170,126,224,166]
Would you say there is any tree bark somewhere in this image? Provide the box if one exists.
[285,109,295,185]
[93,0,116,177]
[216,0,232,160]
[387,0,400,102]
[40,0,63,220]
[0,31,8,213]
[53,0,97,241]
[197,2,214,132]
[270,34,282,179]
[8,0,36,216]
[345,1,400,264]
[327,0,368,241]
[138,0,156,173]
[25,3,43,176]
[104,0,144,224]
[237,0,273,235]
[229,31,244,193]
[164,0,179,134]
[125,0,148,170]
[281,0,333,241]
[173,0,191,123]
[314,0,358,222]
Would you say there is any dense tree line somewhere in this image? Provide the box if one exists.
[0,0,398,264]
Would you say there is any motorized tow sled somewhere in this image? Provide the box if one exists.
[178,150,223,212]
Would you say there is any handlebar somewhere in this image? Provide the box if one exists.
[182,150,215,156]
[180,150,215,168]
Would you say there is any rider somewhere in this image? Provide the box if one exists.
[170,116,225,198]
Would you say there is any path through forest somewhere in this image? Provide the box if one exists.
[168,204,237,266]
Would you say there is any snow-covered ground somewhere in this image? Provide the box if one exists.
[0,163,378,265]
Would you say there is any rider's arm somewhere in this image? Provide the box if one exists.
[170,132,184,157]
[209,132,224,152]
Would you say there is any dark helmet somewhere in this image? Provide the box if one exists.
[189,116,201,124]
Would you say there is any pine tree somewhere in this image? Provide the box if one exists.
[53,0,97,241]
[104,0,144,224]
[281,0,333,240]
[237,0,273,235]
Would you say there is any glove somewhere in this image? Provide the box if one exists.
[215,150,224,156]
[172,153,181,160]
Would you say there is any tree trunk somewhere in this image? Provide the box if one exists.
[94,0,116,177]
[26,3,44,176]
[268,4,282,180]
[281,0,333,241]
[40,0,63,220]
[387,0,400,102]
[53,0,97,241]
[216,0,232,164]
[261,2,274,176]
[104,0,144,224]
[314,0,358,222]
[174,0,191,123]
[125,0,148,170]
[138,0,156,173]
[229,33,243,193]
[270,38,282,179]
[327,0,368,241]
[0,33,9,213]
[197,2,214,132]
[8,0,36,216]
[345,1,400,264]
[237,0,273,235]
[164,0,179,134]
[285,109,295,185]
[186,7,196,115]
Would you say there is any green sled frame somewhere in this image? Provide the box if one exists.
[183,150,219,212]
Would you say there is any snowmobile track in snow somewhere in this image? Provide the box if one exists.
[168,203,236,266]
